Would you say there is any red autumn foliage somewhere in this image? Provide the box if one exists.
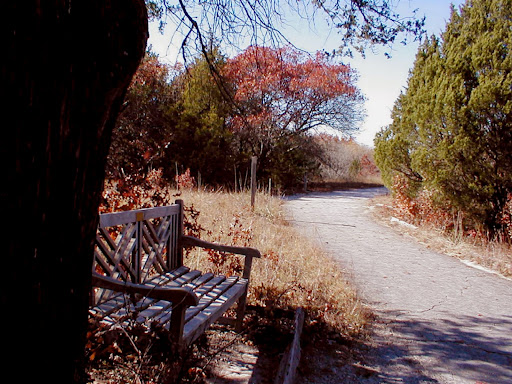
[223,45,363,140]
[392,175,512,243]
[100,169,175,213]
[175,168,196,190]
[392,175,453,228]
[359,154,380,177]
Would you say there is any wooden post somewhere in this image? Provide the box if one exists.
[175,199,184,268]
[234,165,237,193]
[251,156,257,209]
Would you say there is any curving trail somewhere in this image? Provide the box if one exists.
[285,188,512,384]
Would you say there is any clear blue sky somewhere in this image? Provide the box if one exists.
[346,0,466,147]
[148,1,466,147]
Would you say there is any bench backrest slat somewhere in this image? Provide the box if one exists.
[98,205,180,228]
[92,201,184,305]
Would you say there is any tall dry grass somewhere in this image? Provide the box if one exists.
[100,171,370,338]
[177,189,370,338]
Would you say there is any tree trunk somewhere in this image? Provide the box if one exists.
[1,1,147,381]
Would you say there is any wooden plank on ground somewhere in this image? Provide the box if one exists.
[274,307,305,384]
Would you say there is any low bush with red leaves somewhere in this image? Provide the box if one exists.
[391,175,512,244]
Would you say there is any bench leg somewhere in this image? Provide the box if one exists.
[170,303,186,348]
[235,288,248,333]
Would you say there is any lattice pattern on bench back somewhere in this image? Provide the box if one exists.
[92,203,184,305]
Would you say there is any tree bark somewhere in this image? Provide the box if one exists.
[1,1,147,381]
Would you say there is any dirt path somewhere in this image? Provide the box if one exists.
[285,188,512,384]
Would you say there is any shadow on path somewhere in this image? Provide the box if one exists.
[369,311,512,383]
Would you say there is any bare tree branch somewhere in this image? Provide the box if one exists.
[148,0,425,61]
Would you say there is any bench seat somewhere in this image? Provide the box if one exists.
[90,266,249,346]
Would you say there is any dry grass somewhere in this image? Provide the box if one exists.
[371,194,512,279]
[177,188,370,338]
[100,172,370,336]
[93,177,371,383]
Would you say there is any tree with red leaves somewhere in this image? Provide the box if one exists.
[225,46,364,148]
[223,46,364,184]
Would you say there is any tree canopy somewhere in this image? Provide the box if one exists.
[108,44,365,190]
[225,46,363,136]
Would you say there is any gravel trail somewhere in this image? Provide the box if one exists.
[285,188,512,384]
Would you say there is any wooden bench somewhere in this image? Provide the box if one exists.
[89,200,260,347]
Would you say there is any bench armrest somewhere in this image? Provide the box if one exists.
[182,235,261,258]
[181,235,261,279]
[91,273,199,307]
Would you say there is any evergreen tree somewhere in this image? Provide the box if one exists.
[164,47,236,185]
[375,0,512,236]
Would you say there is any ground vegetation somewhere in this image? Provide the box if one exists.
[86,170,371,383]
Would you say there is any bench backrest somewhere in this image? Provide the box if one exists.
[92,200,184,303]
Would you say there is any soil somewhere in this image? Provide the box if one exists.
[86,307,296,384]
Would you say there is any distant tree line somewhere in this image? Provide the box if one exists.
[375,0,512,240]
[107,45,365,191]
